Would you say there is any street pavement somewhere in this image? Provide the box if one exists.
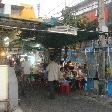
[18,87,112,112]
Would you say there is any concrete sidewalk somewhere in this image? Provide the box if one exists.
[18,88,112,112]
[89,95,112,107]
[82,90,112,108]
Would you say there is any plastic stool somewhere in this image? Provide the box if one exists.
[59,82,71,95]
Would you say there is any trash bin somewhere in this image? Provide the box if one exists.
[86,78,94,91]
[107,80,112,96]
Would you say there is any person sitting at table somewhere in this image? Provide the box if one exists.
[75,67,86,90]
[59,67,67,81]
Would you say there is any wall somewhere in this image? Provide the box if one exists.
[83,5,109,24]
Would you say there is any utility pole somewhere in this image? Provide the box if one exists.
[97,0,106,79]
[65,0,66,9]
[37,4,40,17]
[98,0,105,32]
[97,0,107,95]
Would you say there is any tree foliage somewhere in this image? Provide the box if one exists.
[62,13,98,31]
[62,15,77,27]
[76,16,89,30]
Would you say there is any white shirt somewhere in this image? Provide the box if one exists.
[21,60,31,74]
[46,61,60,81]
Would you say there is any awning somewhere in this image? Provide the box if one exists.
[77,31,99,42]
[20,30,76,48]
[19,30,99,48]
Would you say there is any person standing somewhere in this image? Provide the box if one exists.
[21,56,31,94]
[46,56,60,99]
[14,59,22,80]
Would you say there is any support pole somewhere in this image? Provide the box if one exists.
[97,0,105,79]
[97,0,106,95]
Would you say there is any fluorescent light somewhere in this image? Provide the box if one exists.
[4,37,9,41]
[35,44,40,47]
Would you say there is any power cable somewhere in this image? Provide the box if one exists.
[59,0,93,19]
[50,0,80,18]
[47,1,65,15]
[47,0,78,17]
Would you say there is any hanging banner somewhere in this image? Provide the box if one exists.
[0,65,8,101]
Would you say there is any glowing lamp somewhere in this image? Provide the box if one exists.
[1,52,6,57]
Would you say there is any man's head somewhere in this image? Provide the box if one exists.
[24,56,28,61]
[49,55,55,62]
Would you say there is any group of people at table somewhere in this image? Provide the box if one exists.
[46,56,86,99]
[14,55,86,98]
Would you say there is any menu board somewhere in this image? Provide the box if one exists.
[0,65,8,100]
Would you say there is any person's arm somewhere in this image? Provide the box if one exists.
[46,65,49,72]
[58,65,61,80]
[58,68,61,80]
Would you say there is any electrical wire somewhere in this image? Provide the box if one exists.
[47,1,65,15]
[49,0,81,18]
[46,0,78,17]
